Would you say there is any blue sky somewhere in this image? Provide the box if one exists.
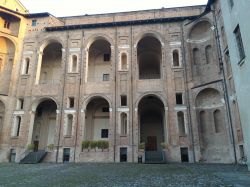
[20,0,208,17]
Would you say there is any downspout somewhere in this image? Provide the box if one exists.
[113,17,118,162]
[181,22,196,162]
[56,32,69,163]
[211,4,237,164]
[73,30,84,162]
[130,25,134,162]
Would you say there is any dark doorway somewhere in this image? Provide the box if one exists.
[63,148,70,163]
[9,149,16,163]
[33,141,39,152]
[120,147,127,162]
[180,147,189,162]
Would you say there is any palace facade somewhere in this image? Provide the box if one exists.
[0,0,244,163]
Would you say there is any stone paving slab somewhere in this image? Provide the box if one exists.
[0,163,249,187]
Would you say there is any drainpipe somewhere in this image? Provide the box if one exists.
[113,16,118,162]
[73,30,84,162]
[56,32,69,163]
[130,25,134,162]
[211,4,237,164]
[181,22,196,163]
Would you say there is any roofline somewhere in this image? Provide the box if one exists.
[46,15,199,32]
[0,5,25,17]
[16,0,29,13]
[59,4,206,19]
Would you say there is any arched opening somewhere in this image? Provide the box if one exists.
[85,97,110,140]
[137,36,162,79]
[120,113,127,135]
[0,37,15,95]
[214,109,223,133]
[65,114,73,136]
[177,111,185,136]
[87,39,111,82]
[38,42,62,84]
[22,58,30,75]
[12,116,21,137]
[196,88,230,163]
[71,55,78,73]
[205,45,212,64]
[173,50,180,67]
[0,100,5,133]
[193,48,199,65]
[121,53,128,70]
[138,95,165,162]
[0,58,3,71]
[32,99,57,151]
[189,21,213,41]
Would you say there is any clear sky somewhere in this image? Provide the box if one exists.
[19,0,208,17]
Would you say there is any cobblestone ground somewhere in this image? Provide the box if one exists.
[0,163,249,187]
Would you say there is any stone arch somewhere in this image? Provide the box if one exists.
[0,36,16,95]
[36,39,63,84]
[31,98,58,151]
[84,96,111,141]
[85,36,112,82]
[85,34,114,50]
[134,31,164,47]
[137,35,162,79]
[82,94,112,111]
[195,88,231,163]
[136,93,166,109]
[138,94,166,161]
[38,37,64,52]
[188,19,213,42]
[195,88,221,108]
[30,97,59,112]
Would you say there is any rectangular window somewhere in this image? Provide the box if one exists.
[176,93,183,105]
[121,95,127,106]
[102,107,109,112]
[68,97,74,108]
[4,20,10,29]
[234,25,245,62]
[104,54,110,61]
[32,20,37,26]
[101,129,109,138]
[103,74,110,81]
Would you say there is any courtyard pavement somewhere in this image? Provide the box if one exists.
[0,163,249,187]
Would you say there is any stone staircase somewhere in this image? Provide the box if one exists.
[145,151,164,163]
[20,150,47,164]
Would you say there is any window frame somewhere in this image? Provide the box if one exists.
[234,25,245,64]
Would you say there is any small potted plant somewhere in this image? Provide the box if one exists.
[81,140,91,151]
[97,140,109,152]
[27,144,34,151]
[47,144,54,151]
[139,142,145,151]
[160,142,169,150]
[90,141,97,152]
[160,142,169,162]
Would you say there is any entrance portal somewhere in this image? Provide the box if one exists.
[32,100,57,151]
[138,95,165,162]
